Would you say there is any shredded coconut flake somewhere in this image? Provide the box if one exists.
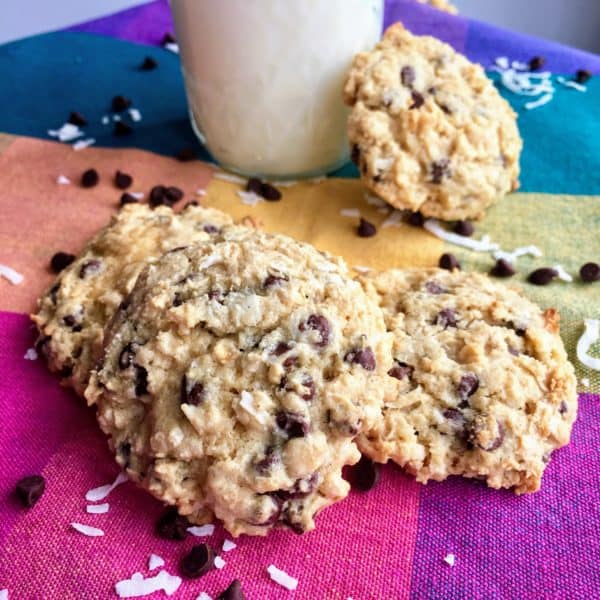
[101,115,110,125]
[196,189,207,196]
[56,174,71,185]
[187,524,215,537]
[424,219,499,251]
[214,556,226,569]
[557,76,587,92]
[267,565,298,591]
[524,93,554,110]
[85,471,128,502]
[364,192,387,208]
[73,138,96,151]
[0,264,24,285]
[576,319,600,371]
[24,347,38,361]
[214,172,246,184]
[495,56,509,69]
[551,264,573,282]
[373,156,394,172]
[381,209,404,228]
[236,190,262,206]
[148,554,165,571]
[239,390,267,425]
[128,192,145,200]
[71,522,104,537]
[115,569,181,598]
[196,594,212,600]
[581,377,590,388]
[340,208,360,218]
[113,114,122,122]
[511,60,529,71]
[198,255,221,270]
[48,123,83,142]
[444,553,456,567]
[86,502,109,514]
[493,245,542,263]
[222,539,237,552]
[165,42,179,54]
[129,108,142,122]
[353,265,372,274]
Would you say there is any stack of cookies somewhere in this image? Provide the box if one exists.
[32,25,576,538]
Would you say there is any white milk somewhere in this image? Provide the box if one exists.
[172,0,383,178]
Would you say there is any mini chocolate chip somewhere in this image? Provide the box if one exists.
[217,579,245,600]
[345,347,376,371]
[458,373,479,403]
[580,262,600,282]
[50,251,75,273]
[388,361,414,380]
[246,177,263,195]
[347,455,379,491]
[149,185,167,207]
[559,401,568,414]
[282,356,299,370]
[407,211,424,227]
[301,374,315,401]
[400,65,415,87]
[165,186,184,204]
[255,446,279,474]
[467,417,505,451]
[575,69,592,84]
[62,314,80,330]
[272,342,291,356]
[264,274,288,288]
[114,121,133,136]
[180,544,215,579]
[529,56,546,71]
[181,375,205,406]
[528,267,558,286]
[117,442,132,468]
[351,144,361,165]
[15,475,45,508]
[300,314,330,347]
[508,346,520,356]
[80,168,99,188]
[515,328,526,337]
[203,224,219,234]
[161,32,176,46]
[139,56,158,71]
[260,182,282,201]
[436,308,457,329]
[277,473,319,500]
[453,220,474,237]
[490,259,515,278]
[443,408,465,423]
[439,103,452,115]
[175,147,196,161]
[79,259,102,278]
[439,253,460,271]
[276,411,309,438]
[119,343,135,370]
[430,159,450,184]
[120,192,139,205]
[156,506,189,540]
[357,218,377,237]
[410,91,424,109]
[134,365,148,396]
[111,95,132,112]
[68,111,87,126]
[425,280,445,294]
[114,170,133,189]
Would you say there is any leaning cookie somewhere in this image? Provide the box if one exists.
[344,23,522,221]
[85,231,391,536]
[32,203,235,394]
[358,268,577,494]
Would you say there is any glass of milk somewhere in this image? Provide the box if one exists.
[171,0,384,179]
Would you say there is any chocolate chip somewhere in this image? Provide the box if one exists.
[254,446,279,474]
[180,544,215,579]
[246,177,263,195]
[457,373,479,403]
[282,356,299,370]
[467,416,505,451]
[580,262,600,282]
[120,192,139,205]
[453,220,474,237]
[300,314,330,347]
[443,408,465,423]
[575,69,592,84]
[357,218,377,238]
[156,506,188,540]
[436,308,457,329]
[529,56,546,71]
[114,170,133,189]
[276,411,309,438]
[165,186,184,204]
[217,579,245,600]
[62,314,81,331]
[407,211,424,227]
[410,91,425,109]
[425,280,445,294]
[430,159,450,184]
[50,283,60,303]
[175,147,196,161]
[134,365,149,396]
[139,56,158,71]
[114,121,133,136]
[272,342,291,356]
[300,374,315,401]
[181,375,205,406]
[50,251,75,273]
[344,347,376,371]
[203,224,219,234]
[559,401,568,414]
[111,95,132,112]
[119,343,135,369]
[264,274,288,288]
[351,144,361,165]
[260,182,282,201]
[68,111,87,126]
[387,361,414,380]
[80,168,99,188]
[400,65,415,87]
[117,442,132,468]
[347,455,379,491]
[439,253,460,271]
[161,32,176,46]
[149,185,167,207]
[79,259,102,278]
[528,267,558,285]
[15,475,45,508]
[277,473,319,500]
[490,259,515,278]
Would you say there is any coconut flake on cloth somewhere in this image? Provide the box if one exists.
[493,245,542,263]
[556,76,587,92]
[222,539,237,552]
[444,553,456,567]
[73,138,96,151]
[48,123,84,142]
[187,524,215,537]
[576,319,600,371]
[214,172,246,185]
[267,565,298,591]
[0,264,24,285]
[381,210,404,228]
[581,377,590,388]
[551,264,573,282]
[424,219,499,251]
[24,348,38,361]
[129,108,142,122]
[56,174,71,185]
[340,208,360,218]
[148,554,165,571]
[86,503,109,514]
[214,556,226,569]
[353,265,372,274]
[364,192,388,208]
[71,523,104,537]
[115,570,181,598]
[236,190,262,206]
[85,472,128,502]
[195,593,212,600]
[164,43,179,54]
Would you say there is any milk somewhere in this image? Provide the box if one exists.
[171,0,383,178]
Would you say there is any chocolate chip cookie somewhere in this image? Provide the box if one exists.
[344,23,522,221]
[32,203,234,394]
[85,232,391,536]
[359,268,577,493]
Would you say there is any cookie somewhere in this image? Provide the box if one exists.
[417,0,458,14]
[344,23,522,221]
[85,232,391,536]
[358,268,577,494]
[32,203,234,394]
